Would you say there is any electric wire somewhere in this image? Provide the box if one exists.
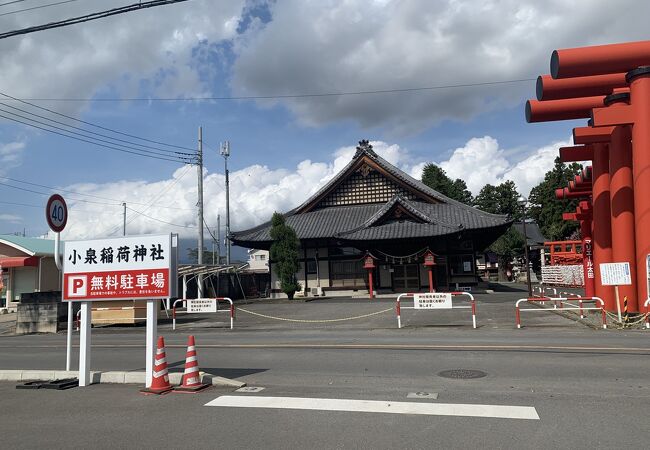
[103,163,193,236]
[0,102,195,156]
[0,107,195,161]
[0,1,28,8]
[0,111,191,163]
[0,174,195,211]
[13,78,538,102]
[0,91,197,153]
[0,0,81,17]
[0,0,191,40]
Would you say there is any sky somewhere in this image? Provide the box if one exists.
[1,0,649,258]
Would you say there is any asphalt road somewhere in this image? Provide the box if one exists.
[1,290,649,449]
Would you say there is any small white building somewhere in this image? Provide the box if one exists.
[247,249,269,272]
[0,235,60,309]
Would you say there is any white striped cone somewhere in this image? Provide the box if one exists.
[175,335,209,392]
[140,336,172,394]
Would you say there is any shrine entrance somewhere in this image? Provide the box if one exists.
[392,264,420,291]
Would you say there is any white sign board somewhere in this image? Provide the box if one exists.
[599,262,632,286]
[414,292,452,309]
[63,234,178,301]
[187,298,217,313]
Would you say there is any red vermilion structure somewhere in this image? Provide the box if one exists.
[525,40,650,314]
[551,41,650,314]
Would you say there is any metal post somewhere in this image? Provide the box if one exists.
[225,156,231,265]
[78,301,91,387]
[197,127,204,298]
[183,275,187,300]
[122,202,126,236]
[217,214,221,265]
[145,299,157,388]
[221,141,231,266]
[522,218,532,297]
[66,302,72,371]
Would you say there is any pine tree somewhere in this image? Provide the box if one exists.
[421,163,473,204]
[269,212,301,299]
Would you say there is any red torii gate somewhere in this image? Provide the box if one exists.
[525,40,650,314]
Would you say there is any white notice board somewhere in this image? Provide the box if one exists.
[187,299,217,313]
[599,262,632,286]
[413,293,452,309]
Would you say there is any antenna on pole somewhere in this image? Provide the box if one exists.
[220,141,231,266]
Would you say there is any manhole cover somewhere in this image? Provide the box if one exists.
[438,369,487,379]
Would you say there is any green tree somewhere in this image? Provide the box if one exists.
[187,248,221,265]
[474,180,524,280]
[421,163,473,204]
[528,157,582,240]
[474,180,522,221]
[269,212,301,299]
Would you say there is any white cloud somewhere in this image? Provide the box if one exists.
[232,0,650,131]
[0,213,22,223]
[435,136,571,196]
[0,0,246,114]
[0,140,26,174]
[60,137,565,240]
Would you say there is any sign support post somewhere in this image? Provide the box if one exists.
[145,299,157,388]
[614,285,622,323]
[78,301,91,386]
[600,261,632,324]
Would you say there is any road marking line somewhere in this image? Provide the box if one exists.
[204,396,539,420]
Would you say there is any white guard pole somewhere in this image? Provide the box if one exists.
[183,274,187,300]
[614,285,622,323]
[145,299,157,388]
[66,302,72,371]
[54,232,73,372]
[78,301,91,386]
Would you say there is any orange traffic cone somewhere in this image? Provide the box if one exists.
[174,335,210,393]
[140,336,172,395]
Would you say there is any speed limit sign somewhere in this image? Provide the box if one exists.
[46,194,68,233]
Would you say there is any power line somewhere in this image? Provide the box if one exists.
[126,206,195,228]
[104,164,193,235]
[0,0,191,40]
[11,78,537,102]
[0,1,28,8]
[0,0,81,17]
[0,102,194,156]
[0,174,195,211]
[0,111,191,163]
[0,107,195,161]
[0,91,197,153]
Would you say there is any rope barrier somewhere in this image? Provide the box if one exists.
[235,306,393,323]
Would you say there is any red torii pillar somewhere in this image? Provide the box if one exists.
[552,40,650,312]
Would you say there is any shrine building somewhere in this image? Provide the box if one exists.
[231,141,511,297]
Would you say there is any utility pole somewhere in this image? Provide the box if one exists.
[197,126,204,297]
[220,141,231,265]
[122,202,126,236]
[217,214,221,265]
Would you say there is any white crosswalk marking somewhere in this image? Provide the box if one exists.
[205,396,540,420]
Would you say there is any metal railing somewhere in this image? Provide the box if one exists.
[396,292,476,329]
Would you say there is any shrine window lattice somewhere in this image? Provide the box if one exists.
[317,171,419,207]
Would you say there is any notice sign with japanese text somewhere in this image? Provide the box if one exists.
[63,234,178,301]
[413,293,452,309]
[187,299,217,313]
[599,262,632,286]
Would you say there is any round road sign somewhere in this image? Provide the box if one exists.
[46,194,68,233]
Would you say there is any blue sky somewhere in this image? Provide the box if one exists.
[1,0,649,255]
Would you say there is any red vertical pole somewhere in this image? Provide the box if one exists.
[628,69,650,314]
[368,269,374,299]
[609,123,639,312]
[592,143,615,310]
[428,268,434,293]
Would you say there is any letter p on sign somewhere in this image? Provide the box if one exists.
[68,275,87,297]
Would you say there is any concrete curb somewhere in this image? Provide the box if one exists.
[0,370,246,388]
